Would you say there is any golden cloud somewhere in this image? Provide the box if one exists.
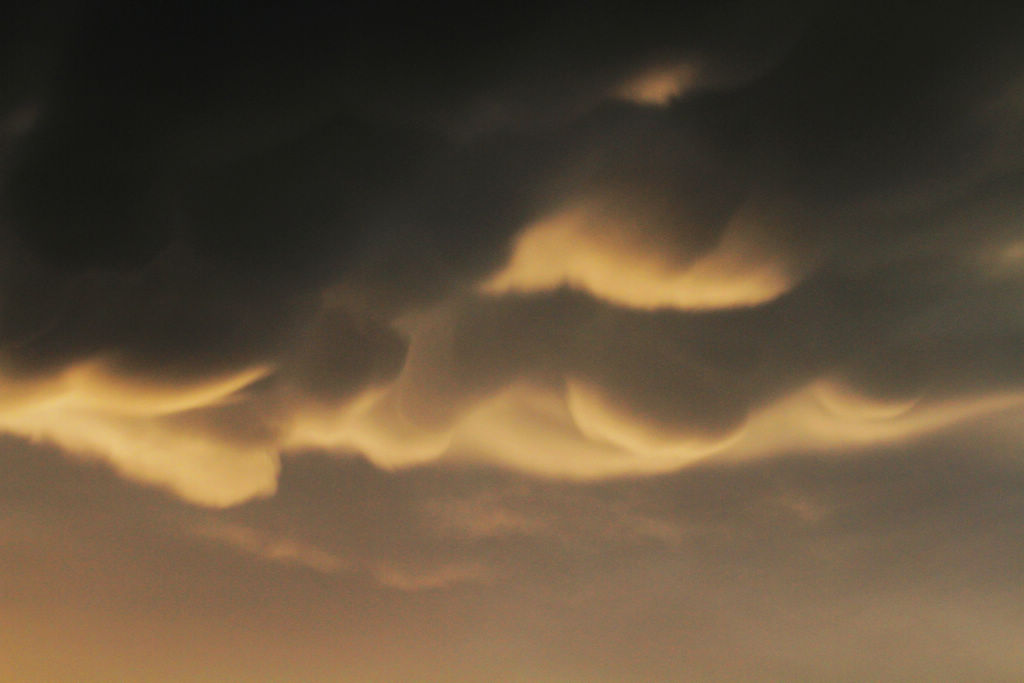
[193,520,489,590]
[613,62,700,106]
[0,360,278,507]
[727,380,1024,459]
[481,203,799,311]
[4,313,1022,507]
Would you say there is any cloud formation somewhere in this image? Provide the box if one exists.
[4,4,1024,681]
[481,200,800,310]
[0,0,1022,510]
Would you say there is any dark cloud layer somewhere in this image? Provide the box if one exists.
[2,1,1024,679]
[0,1,1021,481]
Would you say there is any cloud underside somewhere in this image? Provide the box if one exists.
[2,163,1024,507]
[0,1,1023,506]
[1,289,1022,506]
[480,202,800,310]
[5,5,1024,681]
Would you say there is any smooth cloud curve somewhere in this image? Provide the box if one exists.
[4,296,1024,507]
[0,361,279,507]
[481,203,800,311]
[566,378,744,460]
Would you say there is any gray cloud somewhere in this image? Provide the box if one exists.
[2,3,1024,678]
[0,0,1022,501]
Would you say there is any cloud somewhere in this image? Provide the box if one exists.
[3,4,1024,680]
[0,360,279,506]
[481,200,801,310]
[728,380,1024,460]
[193,519,490,590]
[0,0,1021,510]
[613,62,700,106]
[194,521,346,574]
[566,378,743,460]
[4,256,1024,504]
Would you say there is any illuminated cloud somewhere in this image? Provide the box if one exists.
[450,383,645,477]
[7,273,1024,507]
[0,358,271,417]
[0,361,278,506]
[0,0,1020,513]
[194,521,346,573]
[192,520,489,590]
[728,380,1024,459]
[613,62,700,106]
[444,378,1024,479]
[481,202,800,311]
[3,3,1024,680]
[566,378,743,460]
[283,386,456,468]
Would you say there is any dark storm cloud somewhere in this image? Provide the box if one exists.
[0,0,1022,500]
[4,4,1024,680]
[0,1,805,277]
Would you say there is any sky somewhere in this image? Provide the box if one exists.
[1,1,1023,681]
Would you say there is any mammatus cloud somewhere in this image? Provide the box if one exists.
[3,289,1022,507]
[0,361,278,506]
[0,358,270,417]
[193,521,346,573]
[0,0,1022,509]
[4,3,1024,682]
[727,380,1024,459]
[481,201,801,310]
[566,379,745,460]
